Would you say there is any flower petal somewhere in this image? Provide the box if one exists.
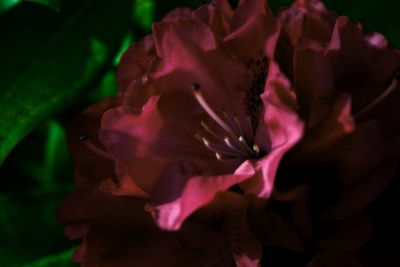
[66,98,119,187]
[101,93,243,195]
[117,35,156,94]
[241,61,304,198]
[146,160,257,230]
[293,38,335,128]
[151,15,252,119]
[224,14,279,60]
[230,0,271,32]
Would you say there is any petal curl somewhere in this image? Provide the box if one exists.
[241,61,304,198]
[146,160,257,230]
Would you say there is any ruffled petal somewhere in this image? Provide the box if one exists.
[212,0,234,33]
[146,160,257,230]
[230,0,271,32]
[151,16,252,118]
[293,38,335,128]
[193,3,229,39]
[293,93,355,159]
[224,14,279,60]
[241,61,304,198]
[117,35,156,94]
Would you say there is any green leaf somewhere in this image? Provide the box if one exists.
[0,0,60,14]
[132,0,155,31]
[0,190,75,267]
[0,0,133,165]
[20,248,76,267]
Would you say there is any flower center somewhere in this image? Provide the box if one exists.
[191,83,262,161]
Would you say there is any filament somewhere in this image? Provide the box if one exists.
[80,134,113,160]
[192,84,237,137]
[355,76,399,119]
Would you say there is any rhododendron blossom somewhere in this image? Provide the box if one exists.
[58,0,400,266]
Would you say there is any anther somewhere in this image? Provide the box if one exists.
[215,152,222,160]
[202,137,211,147]
[79,132,88,141]
[253,144,260,154]
[201,120,209,130]
[238,136,256,156]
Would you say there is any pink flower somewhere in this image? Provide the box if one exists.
[103,0,304,233]
[58,0,400,266]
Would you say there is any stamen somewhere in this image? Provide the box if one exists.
[233,114,241,128]
[215,152,242,161]
[202,137,211,148]
[202,136,241,158]
[253,144,260,155]
[224,136,247,156]
[191,83,236,137]
[355,75,399,119]
[201,120,221,140]
[80,133,113,160]
[222,108,242,136]
[238,136,256,156]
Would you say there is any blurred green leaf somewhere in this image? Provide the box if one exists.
[0,0,133,165]
[41,120,68,189]
[0,191,75,267]
[0,0,60,14]
[133,0,155,31]
[113,33,134,66]
[20,248,76,267]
